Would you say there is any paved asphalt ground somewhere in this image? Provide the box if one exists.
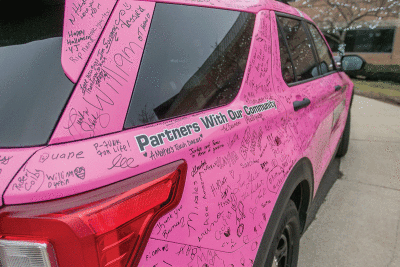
[298,95,400,267]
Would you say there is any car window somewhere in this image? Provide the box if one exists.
[0,2,64,47]
[277,16,319,83]
[0,3,74,148]
[277,21,295,84]
[307,23,335,74]
[124,4,255,128]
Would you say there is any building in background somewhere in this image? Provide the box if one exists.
[290,0,400,65]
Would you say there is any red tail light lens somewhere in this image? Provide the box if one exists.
[0,160,187,267]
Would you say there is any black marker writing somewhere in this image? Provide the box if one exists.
[108,154,138,170]
[0,155,12,165]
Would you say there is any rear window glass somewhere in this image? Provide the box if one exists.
[0,2,74,148]
[124,4,255,128]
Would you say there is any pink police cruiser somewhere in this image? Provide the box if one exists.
[0,0,365,266]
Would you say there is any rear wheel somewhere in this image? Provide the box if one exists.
[336,110,351,157]
[268,200,300,267]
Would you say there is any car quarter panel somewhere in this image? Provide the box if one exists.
[0,147,42,206]
[3,9,308,266]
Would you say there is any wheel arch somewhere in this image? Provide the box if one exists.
[253,157,314,266]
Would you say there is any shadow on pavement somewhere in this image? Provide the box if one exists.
[304,157,342,232]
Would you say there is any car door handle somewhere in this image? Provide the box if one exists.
[293,98,311,111]
[335,85,342,91]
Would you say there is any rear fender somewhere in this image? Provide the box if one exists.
[253,157,313,266]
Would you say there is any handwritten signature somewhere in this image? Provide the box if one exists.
[64,107,110,137]
[103,25,119,53]
[12,167,45,192]
[108,153,138,170]
[0,155,12,165]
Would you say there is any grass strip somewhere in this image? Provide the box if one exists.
[352,79,400,106]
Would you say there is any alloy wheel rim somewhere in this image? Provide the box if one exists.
[273,224,293,267]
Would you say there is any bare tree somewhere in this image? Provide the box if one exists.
[299,0,400,54]
[138,104,156,124]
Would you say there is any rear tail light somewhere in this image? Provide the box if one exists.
[0,240,57,267]
[0,160,187,267]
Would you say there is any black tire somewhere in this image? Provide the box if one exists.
[266,200,301,267]
[336,110,351,157]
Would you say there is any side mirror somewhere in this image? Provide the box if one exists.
[341,55,366,71]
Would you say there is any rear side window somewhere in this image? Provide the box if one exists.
[0,3,74,148]
[124,4,255,128]
[277,16,318,83]
[307,23,335,74]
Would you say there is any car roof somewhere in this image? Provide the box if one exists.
[143,0,312,21]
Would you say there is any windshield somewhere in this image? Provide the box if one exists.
[0,1,74,148]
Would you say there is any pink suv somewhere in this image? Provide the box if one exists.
[0,0,364,266]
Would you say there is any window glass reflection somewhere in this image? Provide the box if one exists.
[277,17,318,82]
[308,24,335,74]
[277,22,295,83]
[125,4,255,128]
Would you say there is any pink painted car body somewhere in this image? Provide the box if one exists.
[0,0,353,266]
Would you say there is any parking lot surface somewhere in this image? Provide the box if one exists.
[299,95,400,267]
